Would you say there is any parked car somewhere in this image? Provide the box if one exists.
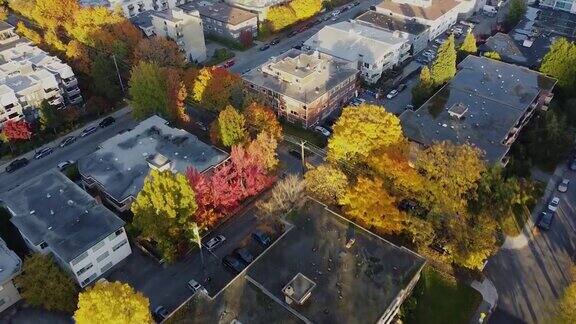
[397,83,407,92]
[195,121,207,131]
[234,248,254,264]
[558,179,570,193]
[222,255,246,273]
[406,104,415,110]
[59,135,77,147]
[252,230,272,246]
[270,38,281,45]
[537,211,554,231]
[205,235,226,250]
[288,30,298,38]
[353,0,360,6]
[80,125,97,137]
[259,44,270,51]
[548,197,560,212]
[351,98,366,106]
[314,126,331,137]
[57,160,74,171]
[5,158,29,173]
[386,89,399,99]
[154,306,169,321]
[288,149,302,159]
[34,147,54,159]
[99,116,116,128]
[570,158,576,171]
[187,279,207,294]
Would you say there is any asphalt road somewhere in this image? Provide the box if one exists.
[486,164,576,324]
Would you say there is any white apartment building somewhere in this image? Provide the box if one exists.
[541,0,576,12]
[1,170,131,288]
[304,21,410,84]
[151,8,207,63]
[0,237,21,313]
[224,0,288,19]
[109,0,182,17]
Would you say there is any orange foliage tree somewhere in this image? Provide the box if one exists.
[192,67,242,112]
[243,103,282,140]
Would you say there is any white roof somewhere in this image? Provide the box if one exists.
[304,21,407,63]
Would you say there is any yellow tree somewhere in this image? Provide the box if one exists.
[243,102,282,140]
[339,177,405,234]
[304,165,348,205]
[16,22,42,44]
[192,67,241,112]
[327,104,403,167]
[247,131,279,171]
[460,32,477,54]
[265,5,297,31]
[66,6,123,47]
[212,106,248,147]
[289,0,322,20]
[74,281,152,324]
[555,272,576,323]
[33,0,79,29]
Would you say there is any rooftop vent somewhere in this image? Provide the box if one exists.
[448,103,468,119]
[282,273,316,306]
[146,153,171,171]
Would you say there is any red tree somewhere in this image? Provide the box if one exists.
[2,120,32,141]
[239,30,253,48]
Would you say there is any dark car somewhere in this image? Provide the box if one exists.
[80,125,97,137]
[537,211,554,231]
[259,44,270,51]
[353,0,360,6]
[222,255,246,273]
[234,248,254,264]
[288,30,298,38]
[5,158,29,173]
[34,147,54,159]
[252,230,272,246]
[269,38,281,45]
[288,149,302,159]
[153,306,169,321]
[59,135,77,147]
[99,116,116,128]
[397,83,407,92]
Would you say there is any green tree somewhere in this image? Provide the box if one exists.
[412,66,434,106]
[304,165,348,205]
[131,169,198,262]
[431,34,457,85]
[525,110,575,168]
[447,212,498,270]
[128,61,168,120]
[212,106,248,147]
[16,254,78,313]
[484,51,502,60]
[39,100,60,133]
[540,38,576,94]
[505,0,527,29]
[92,54,122,102]
[460,32,477,55]
[469,165,518,222]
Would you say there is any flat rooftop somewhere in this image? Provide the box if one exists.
[355,10,428,35]
[0,21,14,33]
[180,1,257,25]
[0,237,21,285]
[376,0,461,21]
[1,170,125,263]
[401,55,557,162]
[78,115,228,203]
[242,49,357,104]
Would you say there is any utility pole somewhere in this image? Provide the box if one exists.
[300,140,306,172]
[112,54,125,94]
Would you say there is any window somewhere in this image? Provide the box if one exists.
[39,242,48,249]
[0,299,5,307]
[96,251,109,263]
[108,228,124,241]
[101,261,114,273]
[81,273,98,287]
[76,263,93,276]
[92,241,105,252]
[112,239,128,252]
[71,251,88,266]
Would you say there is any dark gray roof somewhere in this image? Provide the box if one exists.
[355,10,428,35]
[401,55,557,163]
[78,115,228,203]
[180,1,257,25]
[480,32,550,68]
[1,170,125,263]
[0,237,21,285]
[130,10,155,29]
[0,21,14,32]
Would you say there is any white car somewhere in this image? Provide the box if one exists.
[205,235,226,250]
[548,197,560,212]
[386,89,399,99]
[558,179,570,193]
[314,126,331,137]
[187,279,207,294]
[57,160,75,171]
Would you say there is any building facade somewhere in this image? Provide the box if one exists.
[541,0,576,12]
[0,237,21,313]
[1,170,131,288]
[242,49,358,128]
[224,0,289,19]
[151,7,207,62]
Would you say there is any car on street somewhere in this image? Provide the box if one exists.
[154,306,169,321]
[259,44,270,51]
[57,160,75,171]
[288,149,302,159]
[34,147,54,159]
[270,38,281,45]
[314,125,331,137]
[548,197,560,212]
[353,0,360,6]
[252,230,272,246]
[187,279,207,294]
[537,211,554,231]
[59,135,77,147]
[570,158,576,171]
[195,121,207,131]
[205,235,226,250]
[386,89,399,99]
[397,83,407,92]
[234,247,254,264]
[351,98,366,106]
[558,179,570,193]
[5,158,29,173]
[288,30,298,38]
[80,125,97,137]
[220,59,235,68]
[99,116,116,128]
[406,104,415,111]
[222,255,246,273]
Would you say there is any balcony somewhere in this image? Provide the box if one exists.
[49,97,63,106]
[66,87,81,97]
[68,94,83,105]
[62,77,78,88]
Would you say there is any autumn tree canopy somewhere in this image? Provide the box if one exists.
[192,67,242,112]
[431,34,457,85]
[134,37,185,68]
[129,61,168,120]
[211,106,248,147]
[2,119,32,141]
[304,165,348,205]
[243,102,282,140]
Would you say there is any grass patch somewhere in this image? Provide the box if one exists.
[402,266,482,324]
[281,121,326,148]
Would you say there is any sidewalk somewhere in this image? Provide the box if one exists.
[470,278,498,324]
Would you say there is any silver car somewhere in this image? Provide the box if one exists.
[558,179,570,193]
[205,235,226,250]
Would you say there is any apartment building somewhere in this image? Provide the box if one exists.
[242,49,358,128]
[0,237,21,313]
[110,0,186,17]
[180,1,258,42]
[1,170,131,288]
[540,0,576,12]
[224,0,288,19]
[151,7,207,62]
[78,115,228,212]
[304,21,410,84]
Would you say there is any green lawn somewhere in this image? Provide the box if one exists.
[403,266,482,324]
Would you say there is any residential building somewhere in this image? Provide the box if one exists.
[224,0,289,19]
[304,21,411,84]
[355,10,430,55]
[78,115,228,212]
[401,55,556,164]
[242,49,358,128]
[180,1,258,42]
[172,199,426,324]
[109,0,188,17]
[479,32,550,68]
[541,0,576,13]
[1,170,132,288]
[151,7,208,62]
[0,237,21,313]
